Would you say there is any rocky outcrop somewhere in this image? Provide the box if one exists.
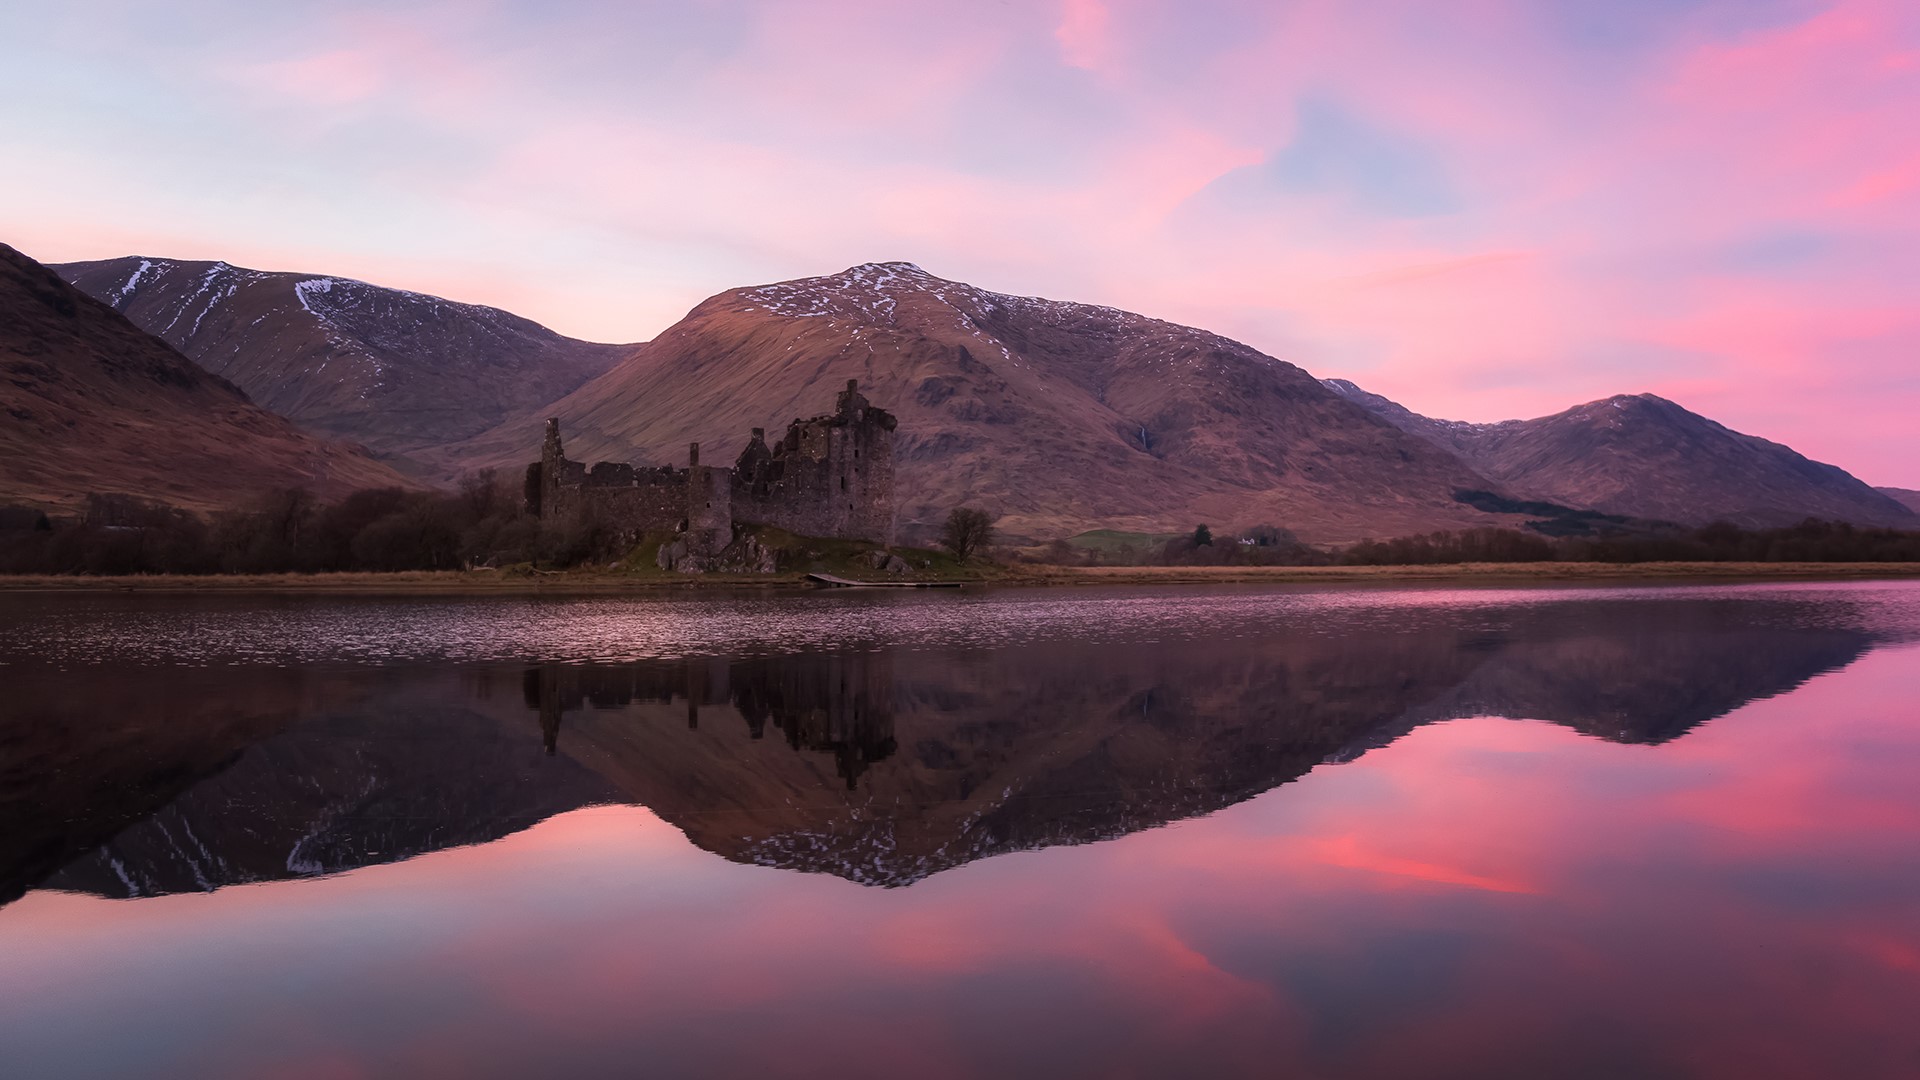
[655,531,780,574]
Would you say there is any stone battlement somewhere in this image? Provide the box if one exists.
[525,380,897,566]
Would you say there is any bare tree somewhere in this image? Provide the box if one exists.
[942,507,996,561]
[460,468,503,520]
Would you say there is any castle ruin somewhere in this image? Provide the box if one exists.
[525,380,897,566]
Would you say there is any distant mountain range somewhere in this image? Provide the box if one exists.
[1324,379,1913,528]
[0,244,407,513]
[11,245,1913,537]
[1881,487,1920,514]
[56,256,629,460]
[438,262,1519,542]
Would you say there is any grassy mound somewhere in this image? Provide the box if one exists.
[613,525,991,581]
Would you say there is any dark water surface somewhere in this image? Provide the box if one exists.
[3,582,1919,1079]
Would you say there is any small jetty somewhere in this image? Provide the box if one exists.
[806,573,963,589]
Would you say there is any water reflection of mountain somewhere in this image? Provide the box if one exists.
[0,668,319,905]
[6,594,1901,898]
[15,670,621,902]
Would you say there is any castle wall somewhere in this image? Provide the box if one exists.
[531,461,686,534]
[530,418,688,534]
[528,380,897,558]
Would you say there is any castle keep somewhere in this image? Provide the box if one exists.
[525,380,897,562]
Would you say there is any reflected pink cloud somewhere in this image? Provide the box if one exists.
[6,643,1920,1079]
[1309,833,1544,894]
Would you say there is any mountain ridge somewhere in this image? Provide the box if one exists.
[1323,378,1912,528]
[55,255,632,465]
[0,243,411,514]
[1880,487,1920,514]
[33,248,1906,538]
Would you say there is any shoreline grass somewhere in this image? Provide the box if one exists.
[1,561,1917,594]
[998,561,1920,586]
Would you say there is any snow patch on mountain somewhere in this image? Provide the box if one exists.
[111,258,158,306]
[733,262,1264,377]
[293,276,338,316]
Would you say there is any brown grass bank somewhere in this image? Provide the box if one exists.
[1000,562,1920,586]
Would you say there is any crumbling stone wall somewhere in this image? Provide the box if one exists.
[526,381,897,558]
[731,380,897,544]
[525,417,689,534]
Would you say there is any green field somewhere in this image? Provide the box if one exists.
[1062,529,1185,555]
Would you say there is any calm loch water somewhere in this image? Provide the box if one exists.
[2,582,1919,1079]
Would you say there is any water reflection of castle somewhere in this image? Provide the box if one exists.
[11,589,1910,901]
[524,654,898,790]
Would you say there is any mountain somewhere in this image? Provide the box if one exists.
[1324,379,1914,528]
[439,262,1519,543]
[1880,487,1920,514]
[0,244,410,513]
[55,256,630,464]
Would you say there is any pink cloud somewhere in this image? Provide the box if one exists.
[235,48,392,108]
[1055,0,1112,71]
[6,0,1917,481]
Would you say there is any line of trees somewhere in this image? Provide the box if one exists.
[1028,524,1334,567]
[1340,519,1920,565]
[7,491,1918,577]
[1026,519,1920,568]
[0,473,632,576]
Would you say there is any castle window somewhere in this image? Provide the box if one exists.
[840,476,847,492]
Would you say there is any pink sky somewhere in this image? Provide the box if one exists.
[1,0,1915,483]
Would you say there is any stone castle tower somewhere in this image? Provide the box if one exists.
[731,379,896,545]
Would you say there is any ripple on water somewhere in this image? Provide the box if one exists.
[3,581,1919,667]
